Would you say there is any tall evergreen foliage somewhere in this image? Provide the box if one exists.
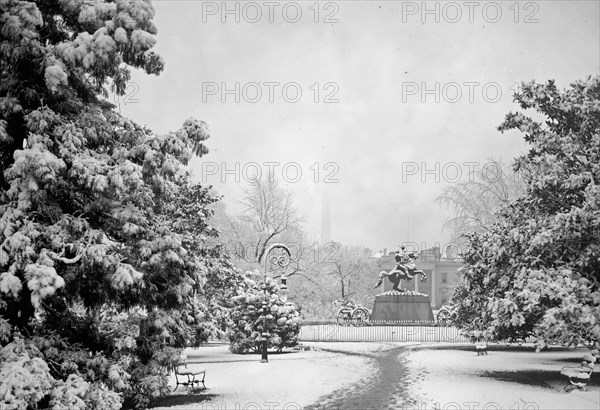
[0,1,233,408]
[451,77,600,348]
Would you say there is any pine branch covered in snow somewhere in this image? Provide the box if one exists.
[0,1,233,408]
[451,77,600,349]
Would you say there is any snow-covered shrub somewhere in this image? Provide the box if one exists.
[228,275,301,354]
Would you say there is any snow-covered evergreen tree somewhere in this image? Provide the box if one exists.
[451,77,600,349]
[0,1,233,408]
[228,274,301,354]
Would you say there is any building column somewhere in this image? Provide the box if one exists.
[430,269,436,307]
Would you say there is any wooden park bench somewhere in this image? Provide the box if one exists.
[174,360,207,392]
[475,340,488,356]
[560,353,596,392]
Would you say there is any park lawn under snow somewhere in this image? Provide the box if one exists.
[151,342,378,409]
[151,342,599,410]
[405,343,600,410]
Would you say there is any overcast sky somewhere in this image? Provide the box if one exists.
[119,0,600,253]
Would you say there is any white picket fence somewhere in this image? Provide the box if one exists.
[299,323,470,343]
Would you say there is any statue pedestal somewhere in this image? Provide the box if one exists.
[370,290,434,322]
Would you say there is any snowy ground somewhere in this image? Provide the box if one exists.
[150,342,600,410]
[405,343,600,410]
[150,342,379,409]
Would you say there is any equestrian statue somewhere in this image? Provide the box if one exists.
[374,246,427,292]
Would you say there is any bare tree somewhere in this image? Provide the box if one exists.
[238,173,303,264]
[282,230,323,279]
[210,176,380,318]
[436,158,527,243]
[209,174,313,275]
[325,243,375,300]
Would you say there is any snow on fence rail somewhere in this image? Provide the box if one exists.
[299,323,470,342]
